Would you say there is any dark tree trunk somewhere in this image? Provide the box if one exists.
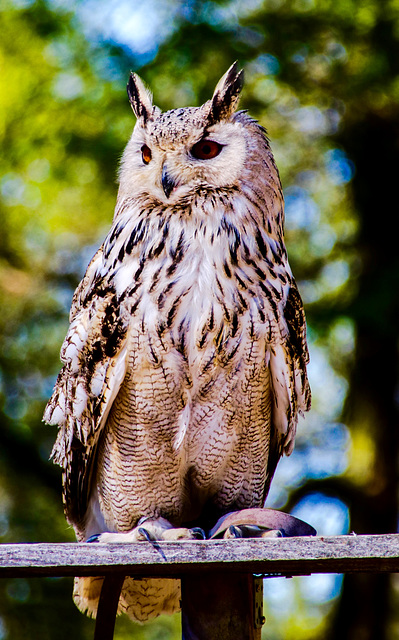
[329,112,399,639]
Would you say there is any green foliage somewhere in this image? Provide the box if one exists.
[1,0,398,638]
[0,2,131,638]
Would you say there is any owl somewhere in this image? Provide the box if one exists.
[44,62,311,622]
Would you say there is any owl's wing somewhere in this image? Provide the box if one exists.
[43,247,129,526]
[269,284,311,459]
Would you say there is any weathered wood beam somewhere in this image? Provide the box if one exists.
[181,573,263,640]
[0,534,399,578]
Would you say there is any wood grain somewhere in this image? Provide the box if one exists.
[1,534,399,579]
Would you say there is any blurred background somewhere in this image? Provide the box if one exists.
[1,0,399,638]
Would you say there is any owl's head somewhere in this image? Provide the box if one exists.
[118,63,271,205]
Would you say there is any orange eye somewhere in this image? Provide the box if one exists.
[141,144,152,164]
[191,139,223,160]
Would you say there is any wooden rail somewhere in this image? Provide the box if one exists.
[2,535,398,640]
[1,534,399,578]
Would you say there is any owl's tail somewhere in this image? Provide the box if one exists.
[73,576,181,622]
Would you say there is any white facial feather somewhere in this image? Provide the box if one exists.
[118,119,247,208]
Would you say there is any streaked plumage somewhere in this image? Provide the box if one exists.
[44,62,310,622]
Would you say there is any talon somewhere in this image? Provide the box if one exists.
[190,527,206,540]
[86,534,100,543]
[223,524,279,539]
[137,527,167,560]
[226,525,243,539]
[138,527,154,542]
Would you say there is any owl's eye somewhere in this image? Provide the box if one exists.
[141,144,152,165]
[191,139,223,160]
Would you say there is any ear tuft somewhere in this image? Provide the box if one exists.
[127,73,153,123]
[209,62,244,123]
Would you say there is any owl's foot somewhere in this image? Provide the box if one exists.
[86,517,205,544]
[209,508,317,539]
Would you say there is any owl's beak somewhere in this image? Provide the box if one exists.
[161,163,176,198]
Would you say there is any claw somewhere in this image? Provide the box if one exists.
[190,527,206,540]
[223,524,283,539]
[225,525,243,539]
[137,527,154,542]
[137,527,167,561]
[86,534,100,543]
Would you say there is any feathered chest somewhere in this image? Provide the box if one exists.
[99,196,291,363]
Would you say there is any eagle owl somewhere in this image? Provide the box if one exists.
[44,62,310,622]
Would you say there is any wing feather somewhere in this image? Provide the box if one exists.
[44,246,129,527]
[269,283,311,456]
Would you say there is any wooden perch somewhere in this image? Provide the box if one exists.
[2,534,399,640]
[1,534,399,578]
